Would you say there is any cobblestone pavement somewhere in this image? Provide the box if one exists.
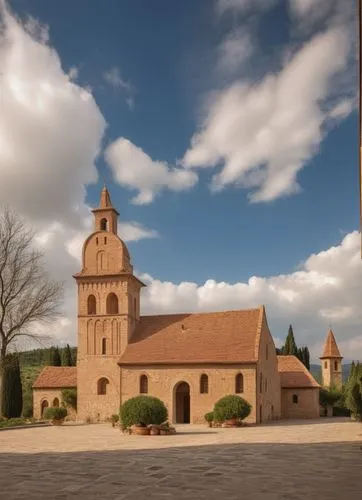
[0,418,361,500]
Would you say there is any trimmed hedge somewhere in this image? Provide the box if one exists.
[213,395,251,422]
[120,396,168,428]
[43,407,68,420]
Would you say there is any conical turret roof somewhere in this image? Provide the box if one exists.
[320,329,342,359]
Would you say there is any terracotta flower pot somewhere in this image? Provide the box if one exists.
[225,417,238,426]
[133,426,150,436]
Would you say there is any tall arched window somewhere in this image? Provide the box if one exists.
[52,398,59,407]
[140,374,148,394]
[106,293,119,314]
[87,295,96,315]
[334,361,338,371]
[100,218,108,231]
[235,373,244,394]
[101,337,107,355]
[292,394,298,404]
[200,374,209,394]
[97,377,109,395]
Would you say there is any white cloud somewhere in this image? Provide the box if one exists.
[139,231,362,362]
[105,137,198,205]
[327,98,355,121]
[103,66,135,109]
[0,4,106,226]
[217,28,253,75]
[183,27,351,203]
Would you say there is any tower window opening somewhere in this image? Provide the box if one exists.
[87,295,96,315]
[334,361,338,371]
[96,237,98,245]
[104,237,107,244]
[101,337,107,355]
[106,293,119,314]
[292,394,298,404]
[100,218,108,231]
[97,377,109,395]
[324,361,327,369]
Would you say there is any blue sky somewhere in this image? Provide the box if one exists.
[1,0,360,360]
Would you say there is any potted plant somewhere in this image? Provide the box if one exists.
[111,414,119,427]
[43,406,68,426]
[213,395,251,427]
[204,411,214,428]
[120,395,168,436]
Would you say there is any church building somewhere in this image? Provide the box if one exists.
[33,187,325,424]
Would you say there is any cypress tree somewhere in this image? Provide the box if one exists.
[53,347,62,367]
[282,325,298,356]
[62,344,73,367]
[1,354,23,418]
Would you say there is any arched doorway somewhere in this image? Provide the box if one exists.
[41,400,49,417]
[174,382,190,424]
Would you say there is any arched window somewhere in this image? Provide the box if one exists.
[200,374,209,394]
[235,373,244,393]
[52,398,59,407]
[292,394,298,404]
[97,377,109,395]
[106,293,119,314]
[100,218,108,231]
[101,337,107,355]
[140,374,148,394]
[324,361,327,369]
[87,295,96,315]
[334,360,338,371]
[41,400,48,417]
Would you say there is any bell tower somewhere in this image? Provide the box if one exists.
[320,329,343,390]
[73,186,146,422]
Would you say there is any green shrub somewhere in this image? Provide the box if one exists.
[120,396,168,428]
[43,406,67,420]
[204,411,214,423]
[214,395,251,422]
[61,388,77,410]
[111,414,119,423]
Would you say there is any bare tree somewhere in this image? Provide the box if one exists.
[0,208,64,415]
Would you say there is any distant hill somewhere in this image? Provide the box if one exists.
[310,363,352,384]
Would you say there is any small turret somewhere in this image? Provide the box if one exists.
[320,329,343,390]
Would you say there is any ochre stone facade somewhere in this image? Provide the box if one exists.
[33,187,327,424]
[281,388,320,419]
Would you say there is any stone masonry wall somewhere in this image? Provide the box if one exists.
[257,314,282,423]
[281,388,320,419]
[120,364,258,424]
[33,388,76,420]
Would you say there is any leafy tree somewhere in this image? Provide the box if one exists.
[48,346,61,366]
[0,208,63,415]
[53,347,62,366]
[62,344,73,366]
[282,325,298,356]
[344,361,362,421]
[1,353,23,418]
[297,346,311,370]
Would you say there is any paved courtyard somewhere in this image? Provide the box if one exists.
[0,418,361,499]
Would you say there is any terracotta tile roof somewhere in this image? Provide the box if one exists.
[32,366,77,389]
[119,307,264,366]
[320,329,342,359]
[278,356,320,389]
